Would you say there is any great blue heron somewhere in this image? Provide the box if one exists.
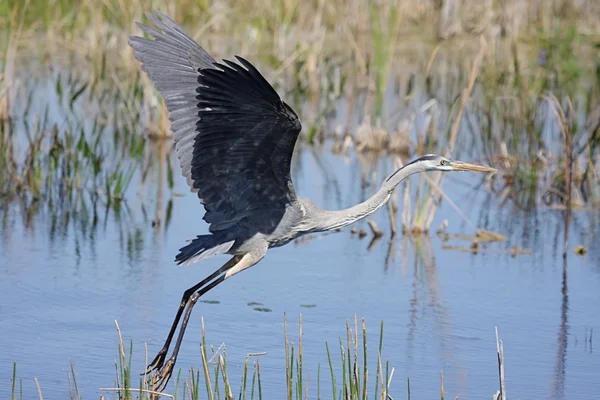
[129,10,496,391]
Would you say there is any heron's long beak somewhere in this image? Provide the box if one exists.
[451,160,497,173]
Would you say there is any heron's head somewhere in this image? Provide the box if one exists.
[412,154,496,173]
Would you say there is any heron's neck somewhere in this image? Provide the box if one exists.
[307,161,428,232]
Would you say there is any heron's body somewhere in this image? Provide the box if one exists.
[181,186,395,265]
[128,10,496,392]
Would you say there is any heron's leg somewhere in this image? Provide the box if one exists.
[149,251,265,392]
[144,255,241,375]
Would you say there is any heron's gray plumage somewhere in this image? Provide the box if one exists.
[128,11,496,392]
[128,10,217,195]
[297,155,434,233]
[175,234,235,267]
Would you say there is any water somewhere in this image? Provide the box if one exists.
[1,146,599,400]
[2,38,600,398]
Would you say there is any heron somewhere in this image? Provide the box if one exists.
[128,10,496,391]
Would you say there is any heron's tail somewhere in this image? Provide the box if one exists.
[175,235,235,266]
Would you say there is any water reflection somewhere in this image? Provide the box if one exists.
[401,235,457,374]
[552,257,569,400]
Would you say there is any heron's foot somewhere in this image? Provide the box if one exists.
[147,357,175,393]
[143,348,168,376]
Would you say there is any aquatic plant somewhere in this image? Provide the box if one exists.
[10,315,510,400]
[1,0,598,240]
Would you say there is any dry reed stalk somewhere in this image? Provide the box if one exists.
[420,35,487,232]
[424,44,441,78]
[342,22,368,76]
[200,317,215,400]
[299,313,304,400]
[284,312,292,400]
[421,172,478,231]
[377,352,384,400]
[493,327,506,400]
[115,319,126,361]
[98,387,175,399]
[438,0,463,38]
[34,377,43,400]
[387,195,397,237]
[386,368,394,400]
[218,354,234,400]
[442,245,532,255]
[274,43,309,77]
[0,84,8,123]
[367,219,383,238]
[386,155,403,236]
[1,0,29,122]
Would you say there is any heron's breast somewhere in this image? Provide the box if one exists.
[267,231,304,248]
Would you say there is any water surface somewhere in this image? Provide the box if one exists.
[2,147,599,400]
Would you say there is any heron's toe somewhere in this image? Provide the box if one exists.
[142,349,168,376]
[146,357,175,393]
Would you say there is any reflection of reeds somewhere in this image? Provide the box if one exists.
[542,93,573,258]
[550,258,569,400]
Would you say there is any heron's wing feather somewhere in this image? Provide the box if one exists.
[193,57,302,232]
[128,10,216,192]
[129,12,303,234]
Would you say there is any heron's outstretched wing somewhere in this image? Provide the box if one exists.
[128,10,217,193]
[129,12,303,234]
[192,57,302,232]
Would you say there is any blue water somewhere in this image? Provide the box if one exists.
[1,147,599,400]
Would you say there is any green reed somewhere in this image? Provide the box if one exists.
[9,315,393,400]
[11,361,21,400]
[8,315,516,400]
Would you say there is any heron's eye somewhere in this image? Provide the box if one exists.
[440,160,447,166]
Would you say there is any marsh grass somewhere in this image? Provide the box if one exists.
[2,4,596,399]
[93,315,393,400]
[10,316,514,400]
[1,0,599,241]
[11,361,21,400]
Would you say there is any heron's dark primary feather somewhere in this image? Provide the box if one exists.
[191,56,302,233]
